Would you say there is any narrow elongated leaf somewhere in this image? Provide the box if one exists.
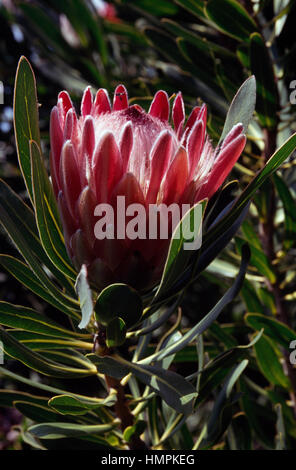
[275,403,286,450]
[7,330,92,351]
[48,392,117,416]
[162,19,234,57]
[245,313,296,349]
[175,0,206,19]
[0,301,88,339]
[28,421,118,439]
[0,389,49,408]
[205,0,257,41]
[0,181,78,312]
[200,360,249,447]
[0,327,96,378]
[13,56,40,200]
[236,236,276,282]
[0,367,108,405]
[154,201,205,302]
[14,401,61,423]
[219,76,256,143]
[253,335,291,388]
[196,330,263,405]
[30,140,76,279]
[0,180,75,295]
[140,245,250,365]
[0,255,78,317]
[88,354,197,415]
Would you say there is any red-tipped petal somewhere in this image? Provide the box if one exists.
[185,106,200,133]
[163,147,189,205]
[92,132,122,202]
[197,134,246,201]
[93,88,111,115]
[146,131,173,204]
[77,186,97,249]
[221,123,244,150]
[184,104,207,140]
[57,91,73,127]
[197,103,207,129]
[149,90,169,121]
[81,86,93,117]
[81,116,95,182]
[50,106,63,192]
[187,120,205,181]
[59,141,82,220]
[172,92,185,134]
[119,121,133,173]
[63,108,74,140]
[113,84,128,111]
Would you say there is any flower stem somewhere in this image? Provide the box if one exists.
[95,327,147,449]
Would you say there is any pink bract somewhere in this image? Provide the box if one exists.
[50,85,246,291]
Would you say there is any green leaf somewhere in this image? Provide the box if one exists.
[273,173,296,250]
[14,400,61,423]
[154,201,205,302]
[48,393,117,416]
[250,32,277,129]
[162,18,234,58]
[13,56,40,201]
[241,279,264,314]
[0,327,97,378]
[196,330,263,406]
[219,76,256,143]
[106,317,127,348]
[28,421,118,439]
[0,389,49,408]
[205,0,257,41]
[0,180,78,314]
[30,140,76,279]
[240,378,276,448]
[275,403,286,450]
[245,313,296,349]
[0,367,111,405]
[236,236,276,282]
[7,330,92,351]
[122,0,178,15]
[88,354,197,416]
[175,0,206,18]
[0,301,89,339]
[0,255,78,317]
[95,283,143,328]
[204,132,296,250]
[75,264,94,330]
[199,360,249,448]
[253,335,291,388]
[140,245,250,365]
[123,420,146,443]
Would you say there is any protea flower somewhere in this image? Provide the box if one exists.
[50,85,246,291]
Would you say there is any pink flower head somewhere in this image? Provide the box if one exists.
[50,85,246,291]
